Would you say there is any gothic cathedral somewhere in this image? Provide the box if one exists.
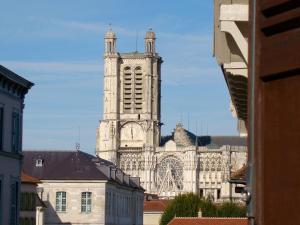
[96,28,247,201]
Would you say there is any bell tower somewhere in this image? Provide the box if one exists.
[96,28,163,166]
[96,28,119,164]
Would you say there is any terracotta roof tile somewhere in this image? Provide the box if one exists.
[144,200,169,212]
[21,171,40,184]
[167,217,248,225]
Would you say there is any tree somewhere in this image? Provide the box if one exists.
[217,202,246,217]
[159,193,247,225]
[160,193,201,225]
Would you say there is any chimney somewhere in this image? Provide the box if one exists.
[198,209,202,217]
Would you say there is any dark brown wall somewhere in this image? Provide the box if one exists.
[249,1,300,224]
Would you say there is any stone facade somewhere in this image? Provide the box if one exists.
[0,65,33,225]
[37,181,143,225]
[96,29,247,201]
[23,150,144,225]
[96,28,162,164]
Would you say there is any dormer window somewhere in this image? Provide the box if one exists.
[36,159,44,167]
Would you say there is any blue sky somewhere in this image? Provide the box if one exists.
[0,0,238,154]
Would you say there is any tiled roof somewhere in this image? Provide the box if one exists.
[231,165,247,183]
[22,150,143,190]
[167,217,248,225]
[21,171,40,184]
[160,123,246,148]
[23,150,108,180]
[144,200,169,212]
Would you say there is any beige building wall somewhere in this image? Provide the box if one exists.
[37,180,143,225]
[143,212,162,225]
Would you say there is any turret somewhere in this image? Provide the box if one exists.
[145,28,156,54]
[105,28,117,55]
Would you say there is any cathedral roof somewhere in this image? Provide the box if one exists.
[22,150,143,190]
[160,124,247,148]
[230,165,247,184]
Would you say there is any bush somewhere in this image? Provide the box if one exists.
[159,193,247,225]
[217,202,246,217]
[160,193,201,225]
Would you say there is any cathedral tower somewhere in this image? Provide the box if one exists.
[96,28,163,165]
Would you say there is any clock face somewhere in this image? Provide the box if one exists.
[120,122,144,147]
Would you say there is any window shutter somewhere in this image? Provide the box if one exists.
[0,108,3,150]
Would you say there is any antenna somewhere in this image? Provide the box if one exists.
[75,126,81,151]
[135,31,138,52]
[188,112,190,131]
[206,122,208,136]
[180,112,183,124]
[195,120,198,147]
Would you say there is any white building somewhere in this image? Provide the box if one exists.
[0,65,33,225]
[23,150,144,225]
[96,29,247,201]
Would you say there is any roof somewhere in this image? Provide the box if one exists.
[21,171,40,184]
[22,150,143,190]
[144,200,169,212]
[0,65,33,89]
[230,165,247,184]
[167,217,248,225]
[160,124,247,148]
[23,150,108,180]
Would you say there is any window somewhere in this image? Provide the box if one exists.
[81,192,92,213]
[20,217,35,225]
[0,179,2,224]
[199,189,204,198]
[21,192,36,211]
[11,111,20,153]
[123,67,132,111]
[217,189,221,199]
[0,107,3,150]
[56,192,66,212]
[10,182,18,225]
[35,159,43,167]
[134,67,143,111]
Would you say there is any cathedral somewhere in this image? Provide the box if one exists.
[96,28,247,201]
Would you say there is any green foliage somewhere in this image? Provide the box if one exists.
[217,202,247,217]
[160,193,201,225]
[200,198,218,217]
[159,193,247,225]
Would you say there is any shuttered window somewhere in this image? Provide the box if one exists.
[10,182,18,225]
[11,111,20,153]
[20,192,36,211]
[56,192,66,212]
[0,107,3,151]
